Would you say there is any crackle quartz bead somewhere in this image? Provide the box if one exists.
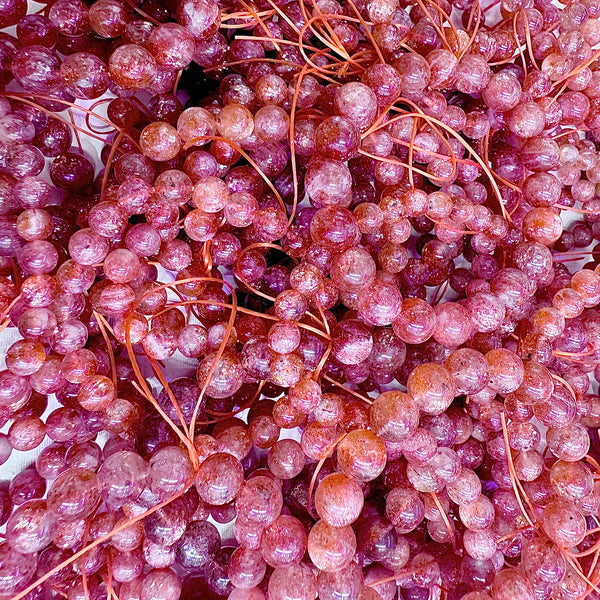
[445,348,489,395]
[485,349,525,394]
[482,72,522,112]
[143,498,187,546]
[333,82,377,132]
[522,207,563,245]
[310,206,359,253]
[147,23,195,70]
[446,469,482,505]
[331,248,376,293]
[196,351,245,399]
[549,460,593,500]
[459,495,495,531]
[216,103,254,142]
[89,0,127,37]
[392,297,436,344]
[315,116,360,161]
[140,122,182,162]
[455,54,491,94]
[149,446,194,498]
[357,280,403,326]
[332,319,373,365]
[305,157,353,207]
[60,52,109,100]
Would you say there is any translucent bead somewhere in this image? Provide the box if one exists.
[407,363,455,415]
[268,439,305,479]
[305,156,353,207]
[392,297,436,344]
[149,446,194,498]
[331,319,373,365]
[268,563,317,600]
[228,547,266,590]
[333,82,377,132]
[433,302,473,347]
[542,500,587,547]
[485,349,524,394]
[446,348,489,394]
[9,469,45,505]
[337,429,387,482]
[109,44,157,90]
[143,497,187,547]
[8,415,45,451]
[236,476,283,526]
[140,568,181,600]
[308,519,356,572]
[261,514,307,567]
[446,469,482,505]
[6,499,54,553]
[317,561,364,600]
[546,423,590,462]
[370,390,419,442]
[196,452,244,505]
[522,207,563,245]
[357,280,403,326]
[0,543,37,596]
[47,467,100,521]
[78,375,116,411]
[140,122,182,162]
[491,569,534,600]
[459,495,495,531]
[455,54,491,94]
[482,72,522,112]
[96,450,148,507]
[60,52,109,100]
[315,116,360,161]
[315,473,364,527]
[147,23,195,70]
[176,520,220,571]
[521,538,565,584]
[217,103,254,142]
[549,460,593,500]
[394,53,431,93]
[89,0,126,37]
[196,351,245,399]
